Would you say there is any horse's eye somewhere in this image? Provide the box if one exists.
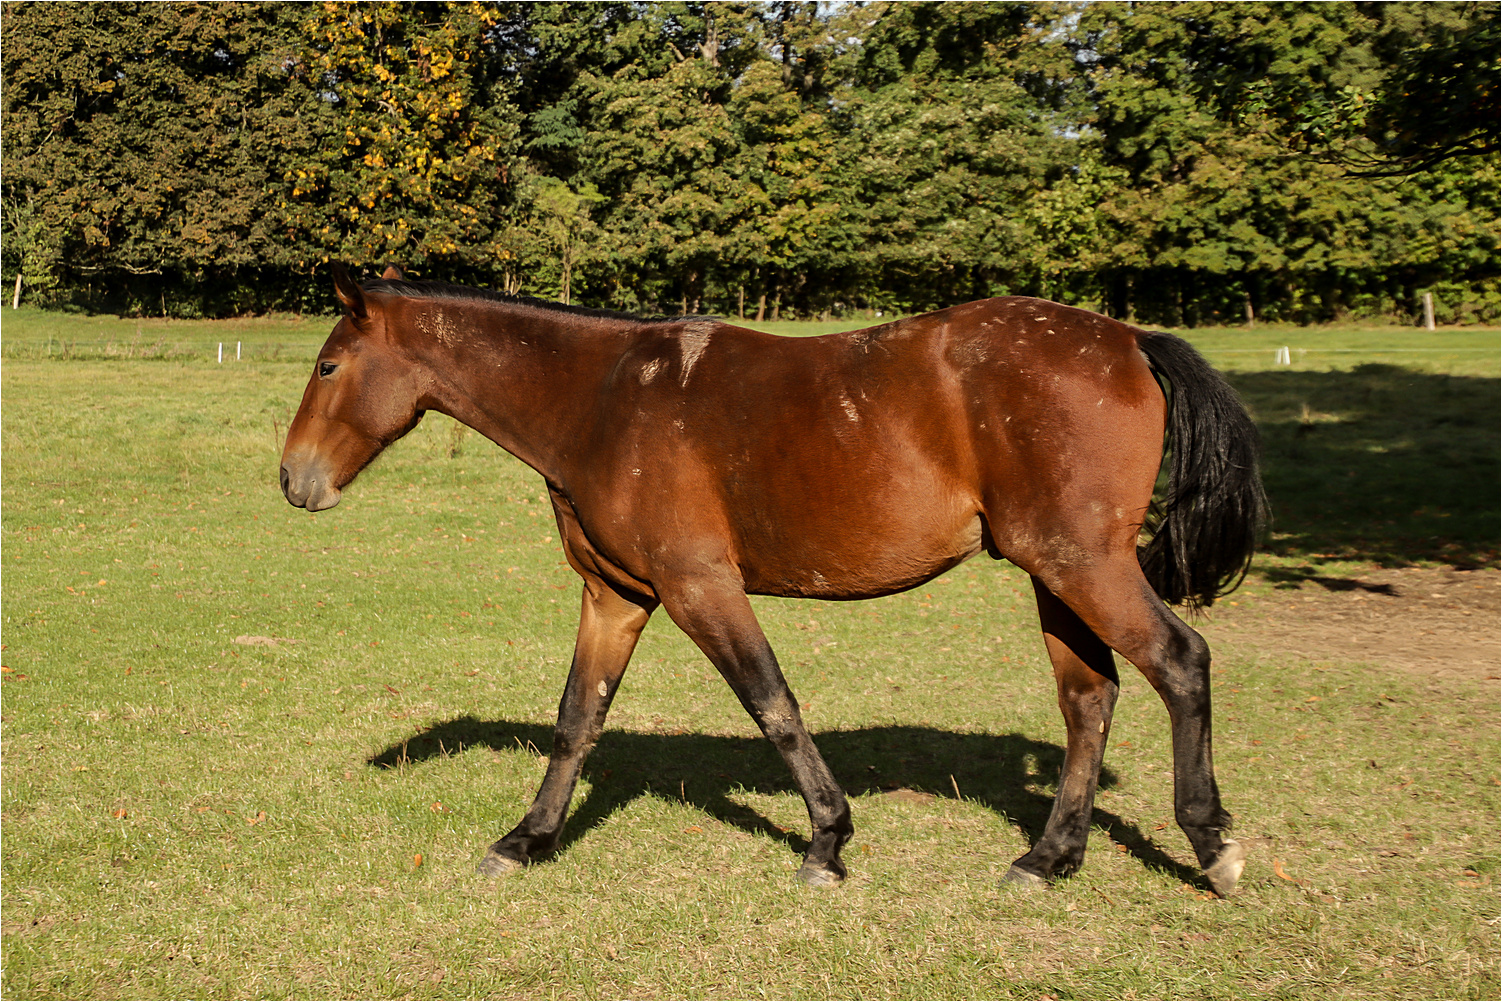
[318,361,338,378]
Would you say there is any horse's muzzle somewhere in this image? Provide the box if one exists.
[280,459,342,512]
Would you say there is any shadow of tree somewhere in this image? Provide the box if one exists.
[1226,364,1499,568]
[370,718,1201,885]
[1259,566,1400,593]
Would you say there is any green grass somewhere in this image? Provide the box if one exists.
[2,309,1498,999]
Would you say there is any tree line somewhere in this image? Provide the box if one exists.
[3,1,1497,325]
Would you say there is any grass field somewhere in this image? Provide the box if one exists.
[3,306,1498,999]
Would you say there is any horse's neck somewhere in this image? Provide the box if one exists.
[402,298,631,479]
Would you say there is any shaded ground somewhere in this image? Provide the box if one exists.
[1227,364,1499,569]
[1201,565,1500,685]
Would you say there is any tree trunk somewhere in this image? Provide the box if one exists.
[11,273,21,309]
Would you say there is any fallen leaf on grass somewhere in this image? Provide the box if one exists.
[413,853,423,869]
[0,666,12,674]
[383,684,401,695]
[683,825,703,834]
[1273,858,1309,886]
[246,811,267,825]
[111,808,127,819]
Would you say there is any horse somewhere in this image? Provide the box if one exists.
[280,264,1267,895]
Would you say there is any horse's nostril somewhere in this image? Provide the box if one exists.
[280,465,290,493]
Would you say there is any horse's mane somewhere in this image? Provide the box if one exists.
[362,278,711,326]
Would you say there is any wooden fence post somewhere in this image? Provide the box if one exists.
[1423,292,1436,331]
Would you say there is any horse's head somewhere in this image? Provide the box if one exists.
[280,265,425,511]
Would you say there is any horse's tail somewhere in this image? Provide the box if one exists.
[1135,330,1269,609]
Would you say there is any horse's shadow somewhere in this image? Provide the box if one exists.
[370,718,1200,885]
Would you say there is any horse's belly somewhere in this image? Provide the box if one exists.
[738,508,985,600]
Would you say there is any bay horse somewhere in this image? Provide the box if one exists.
[280,265,1267,895]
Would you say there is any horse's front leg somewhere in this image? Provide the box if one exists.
[478,577,655,875]
[657,571,852,886]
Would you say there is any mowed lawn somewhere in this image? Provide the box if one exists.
[2,308,1497,1000]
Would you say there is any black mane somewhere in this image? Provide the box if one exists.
[361,278,710,325]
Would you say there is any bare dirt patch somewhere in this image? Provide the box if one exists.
[1199,565,1500,685]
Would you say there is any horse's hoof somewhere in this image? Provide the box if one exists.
[476,850,526,878]
[1003,865,1048,890]
[796,861,843,888]
[1204,839,1245,897]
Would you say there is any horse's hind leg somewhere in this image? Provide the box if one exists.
[1004,577,1121,887]
[1025,560,1244,895]
[478,577,654,876]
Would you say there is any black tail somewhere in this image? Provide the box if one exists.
[1136,331,1269,608]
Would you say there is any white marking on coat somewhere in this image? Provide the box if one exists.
[678,321,714,386]
[416,309,461,347]
[839,395,859,422]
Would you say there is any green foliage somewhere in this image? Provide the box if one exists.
[282,2,523,278]
[1,0,1496,322]
[1281,2,1502,177]
[1,1,328,314]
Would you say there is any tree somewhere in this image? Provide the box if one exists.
[835,1,1080,311]
[282,2,525,283]
[1284,2,1501,177]
[1,1,328,312]
[525,175,605,303]
[1074,1,1498,324]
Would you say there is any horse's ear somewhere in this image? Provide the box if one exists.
[331,263,366,319]
[381,264,404,281]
